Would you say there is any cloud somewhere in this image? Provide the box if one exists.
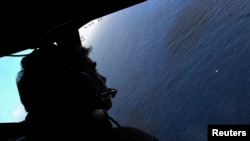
[11,105,27,122]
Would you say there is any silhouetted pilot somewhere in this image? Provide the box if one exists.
[14,23,159,141]
[15,25,112,141]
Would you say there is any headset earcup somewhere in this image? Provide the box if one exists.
[67,72,100,109]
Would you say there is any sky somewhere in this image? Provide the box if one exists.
[0,50,32,122]
[0,19,102,123]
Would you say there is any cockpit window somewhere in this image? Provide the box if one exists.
[0,50,32,122]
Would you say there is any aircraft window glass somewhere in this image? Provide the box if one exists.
[79,18,103,47]
[0,50,32,122]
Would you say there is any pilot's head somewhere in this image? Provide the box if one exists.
[16,44,108,125]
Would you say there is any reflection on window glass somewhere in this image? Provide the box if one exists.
[79,18,103,47]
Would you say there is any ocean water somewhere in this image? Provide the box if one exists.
[85,0,250,140]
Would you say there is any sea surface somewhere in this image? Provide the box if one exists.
[84,0,250,140]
